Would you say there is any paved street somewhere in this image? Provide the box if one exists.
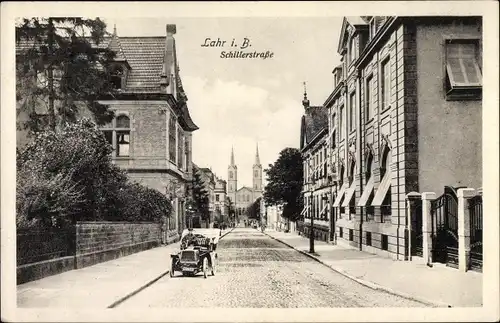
[118,228,427,307]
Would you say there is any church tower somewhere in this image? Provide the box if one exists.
[228,147,238,203]
[253,143,263,194]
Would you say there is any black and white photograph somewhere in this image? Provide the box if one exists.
[1,1,499,322]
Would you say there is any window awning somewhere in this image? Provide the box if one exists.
[372,171,392,206]
[341,181,357,207]
[358,176,375,207]
[300,205,310,216]
[333,183,348,207]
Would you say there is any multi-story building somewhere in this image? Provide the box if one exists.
[324,16,482,260]
[214,177,228,216]
[299,89,333,242]
[16,24,199,242]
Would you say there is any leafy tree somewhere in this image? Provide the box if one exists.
[15,17,117,134]
[191,167,210,228]
[263,148,304,221]
[16,118,172,228]
[246,197,261,220]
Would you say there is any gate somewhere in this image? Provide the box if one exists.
[410,199,423,257]
[430,186,459,267]
[468,194,483,271]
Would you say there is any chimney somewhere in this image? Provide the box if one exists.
[167,24,177,36]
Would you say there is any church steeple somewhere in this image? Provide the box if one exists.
[254,143,260,165]
[302,81,310,109]
[228,146,237,198]
[252,143,263,192]
[231,146,235,166]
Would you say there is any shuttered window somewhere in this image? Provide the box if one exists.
[446,42,482,87]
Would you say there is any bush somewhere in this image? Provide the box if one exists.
[17,118,172,228]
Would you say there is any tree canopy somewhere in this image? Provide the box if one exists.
[246,197,262,220]
[16,17,118,134]
[263,148,304,221]
[191,167,210,226]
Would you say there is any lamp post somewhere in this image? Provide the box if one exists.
[186,204,194,230]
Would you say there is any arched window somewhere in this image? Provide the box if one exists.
[365,152,374,181]
[380,146,390,178]
[229,171,233,179]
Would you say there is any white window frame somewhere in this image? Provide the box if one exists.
[445,40,482,88]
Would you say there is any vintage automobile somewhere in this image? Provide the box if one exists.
[170,229,219,278]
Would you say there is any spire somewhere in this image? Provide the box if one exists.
[230,146,235,166]
[113,23,117,36]
[255,143,260,165]
[302,81,310,109]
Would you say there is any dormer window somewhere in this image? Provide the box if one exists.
[110,65,125,90]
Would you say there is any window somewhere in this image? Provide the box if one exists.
[216,194,219,202]
[381,234,388,250]
[381,57,391,110]
[169,115,177,163]
[184,140,189,172]
[110,65,124,90]
[349,92,356,132]
[254,170,258,177]
[229,171,233,179]
[349,36,356,64]
[177,128,184,169]
[365,75,374,122]
[339,106,344,139]
[102,114,130,157]
[445,40,482,100]
[366,232,372,246]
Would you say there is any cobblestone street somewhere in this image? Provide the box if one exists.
[118,228,428,307]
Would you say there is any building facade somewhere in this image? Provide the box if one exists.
[299,90,333,242]
[227,145,263,220]
[214,177,228,216]
[323,16,482,260]
[16,24,199,242]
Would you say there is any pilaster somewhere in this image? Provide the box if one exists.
[421,192,436,265]
[458,188,476,272]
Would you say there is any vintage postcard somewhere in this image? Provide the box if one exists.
[1,1,499,322]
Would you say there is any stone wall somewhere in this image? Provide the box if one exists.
[17,221,163,284]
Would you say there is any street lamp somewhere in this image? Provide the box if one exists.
[186,204,194,229]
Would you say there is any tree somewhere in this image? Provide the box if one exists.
[16,17,118,134]
[246,197,261,220]
[226,197,235,223]
[263,148,304,221]
[191,167,210,228]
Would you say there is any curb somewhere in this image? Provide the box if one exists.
[263,231,453,308]
[108,228,235,308]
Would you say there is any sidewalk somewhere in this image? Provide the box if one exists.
[17,228,234,308]
[265,229,482,308]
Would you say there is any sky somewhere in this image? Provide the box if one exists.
[103,17,343,188]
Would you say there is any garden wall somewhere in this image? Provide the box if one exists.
[17,222,163,284]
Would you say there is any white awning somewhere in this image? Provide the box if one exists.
[300,204,310,216]
[333,183,348,207]
[341,181,357,207]
[357,176,375,207]
[372,171,392,206]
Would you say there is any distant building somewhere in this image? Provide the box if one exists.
[227,145,263,221]
[299,86,333,242]
[214,177,228,217]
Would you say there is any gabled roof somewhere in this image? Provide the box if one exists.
[300,106,328,151]
[337,16,369,54]
[237,186,254,193]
